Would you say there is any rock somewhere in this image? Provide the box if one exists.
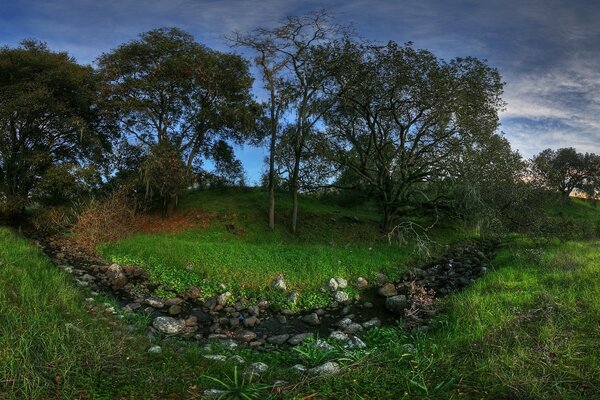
[243,316,258,328]
[107,264,127,288]
[146,299,164,309]
[302,312,320,326]
[363,302,373,308]
[336,317,353,329]
[204,355,227,362]
[334,291,349,303]
[288,291,299,303]
[336,278,348,289]
[187,287,201,299]
[288,333,313,345]
[271,274,287,291]
[308,361,340,376]
[378,283,398,297]
[343,323,363,334]
[341,305,351,315]
[219,339,239,350]
[327,278,339,291]
[356,277,369,289]
[316,339,335,351]
[376,273,389,285]
[267,334,290,345]
[185,316,198,326]
[345,336,367,349]
[245,362,268,377]
[291,364,307,374]
[81,273,96,282]
[401,343,417,355]
[257,299,269,308]
[329,331,349,341]
[277,315,287,324]
[362,318,382,329]
[385,295,408,315]
[236,330,257,342]
[228,355,245,364]
[148,345,162,354]
[152,317,186,335]
[228,318,240,328]
[124,302,141,311]
[203,389,227,398]
[480,266,488,275]
[164,297,184,306]
[168,305,182,315]
[217,292,231,306]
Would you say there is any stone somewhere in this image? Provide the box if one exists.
[204,355,227,362]
[291,364,307,374]
[334,291,349,303]
[308,361,340,376]
[336,317,353,329]
[302,312,320,326]
[81,273,96,282]
[187,287,201,299]
[203,389,227,398]
[288,292,299,303]
[107,264,127,288]
[271,274,287,291]
[356,277,369,289]
[362,318,382,329]
[277,315,287,324]
[316,339,335,351]
[336,278,348,289]
[376,273,389,285]
[164,297,184,306]
[363,302,373,308]
[185,316,198,326]
[124,302,141,311]
[267,334,290,345]
[245,362,268,377]
[148,345,162,354]
[228,355,245,364]
[146,299,164,309]
[288,333,313,345]
[168,305,182,315]
[243,316,258,328]
[219,339,239,350]
[329,331,349,341]
[385,295,408,315]
[236,330,257,342]
[152,316,186,335]
[343,323,363,334]
[216,292,231,306]
[341,305,351,315]
[327,278,339,291]
[345,336,367,349]
[378,283,398,297]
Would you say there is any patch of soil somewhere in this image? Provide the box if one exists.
[132,209,216,235]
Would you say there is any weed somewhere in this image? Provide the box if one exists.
[203,367,271,400]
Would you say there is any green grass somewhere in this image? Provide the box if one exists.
[99,188,465,308]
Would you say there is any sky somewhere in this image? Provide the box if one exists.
[1,0,599,183]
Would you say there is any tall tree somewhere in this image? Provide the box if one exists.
[97,27,258,211]
[0,40,108,215]
[234,11,349,233]
[531,147,600,199]
[324,41,505,229]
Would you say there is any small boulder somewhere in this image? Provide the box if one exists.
[152,317,186,335]
[291,364,307,374]
[302,312,320,326]
[288,333,313,345]
[385,295,408,315]
[236,330,257,342]
[243,316,259,328]
[245,362,268,378]
[336,278,348,289]
[271,274,287,291]
[378,283,398,297]
[327,278,339,291]
[356,277,369,289]
[329,331,349,341]
[147,345,162,354]
[308,361,340,376]
[362,318,381,329]
[168,305,182,315]
[267,334,290,345]
[334,291,349,303]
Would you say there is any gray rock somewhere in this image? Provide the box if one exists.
[271,274,287,291]
[363,302,373,308]
[336,278,348,289]
[168,305,182,315]
[147,345,162,354]
[362,318,382,329]
[344,336,367,349]
[81,273,96,282]
[218,339,239,350]
[378,283,398,297]
[203,389,227,398]
[288,292,299,303]
[267,334,290,345]
[291,364,307,374]
[336,317,353,328]
[152,316,186,335]
[376,273,389,285]
[228,355,245,364]
[343,323,364,334]
[316,339,335,351]
[146,299,164,309]
[308,361,340,376]
[329,331,349,341]
[288,333,313,345]
[236,330,257,342]
[245,362,268,377]
[216,291,231,306]
[302,312,320,326]
[277,315,287,324]
[204,354,227,361]
[327,278,339,291]
[334,291,349,303]
[385,295,408,314]
[243,316,259,327]
[356,276,369,289]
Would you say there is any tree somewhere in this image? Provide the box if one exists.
[324,41,505,229]
[233,11,350,233]
[0,40,108,215]
[530,147,600,200]
[97,27,259,212]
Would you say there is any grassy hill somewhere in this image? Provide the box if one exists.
[2,190,600,399]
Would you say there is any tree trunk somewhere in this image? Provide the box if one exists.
[290,152,301,234]
[268,126,276,230]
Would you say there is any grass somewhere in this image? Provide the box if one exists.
[98,188,466,309]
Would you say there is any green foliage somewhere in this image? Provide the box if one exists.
[203,367,271,400]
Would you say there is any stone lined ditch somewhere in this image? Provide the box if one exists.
[33,235,500,351]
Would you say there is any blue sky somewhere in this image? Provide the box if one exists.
[2,0,599,183]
